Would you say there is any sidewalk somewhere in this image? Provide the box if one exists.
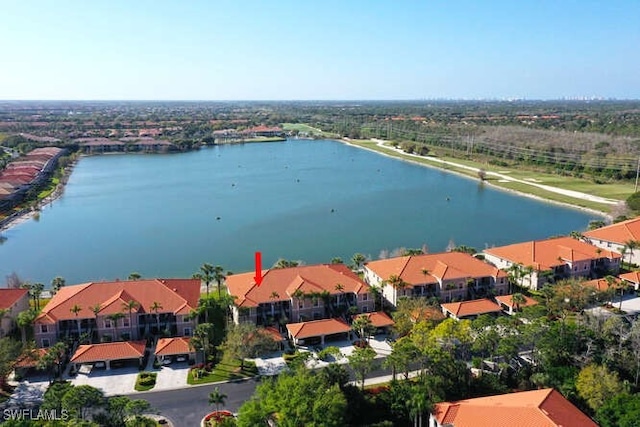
[348,369,422,387]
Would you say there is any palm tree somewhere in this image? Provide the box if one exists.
[385,274,408,303]
[605,275,625,311]
[506,263,524,293]
[208,387,227,413]
[212,265,226,298]
[291,289,305,312]
[32,282,44,310]
[122,300,139,339]
[335,283,345,307]
[107,312,125,341]
[624,240,640,267]
[70,304,82,337]
[51,276,65,295]
[330,257,344,264]
[352,315,374,344]
[511,293,527,313]
[17,310,36,345]
[351,253,367,272]
[269,292,280,320]
[150,302,163,334]
[193,263,215,297]
[89,303,101,339]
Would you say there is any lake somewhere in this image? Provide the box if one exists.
[0,139,597,285]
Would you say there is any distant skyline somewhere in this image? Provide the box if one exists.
[1,0,638,101]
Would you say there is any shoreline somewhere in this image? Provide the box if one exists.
[336,138,612,221]
[0,159,77,233]
[0,138,612,235]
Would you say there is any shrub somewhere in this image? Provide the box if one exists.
[627,192,640,212]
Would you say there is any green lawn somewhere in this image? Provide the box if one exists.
[135,371,157,391]
[282,123,323,134]
[344,139,629,215]
[187,358,258,385]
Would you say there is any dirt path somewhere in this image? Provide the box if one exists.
[369,138,619,206]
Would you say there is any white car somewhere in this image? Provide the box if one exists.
[162,358,172,365]
[176,355,187,362]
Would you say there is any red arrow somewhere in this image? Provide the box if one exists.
[254,251,264,286]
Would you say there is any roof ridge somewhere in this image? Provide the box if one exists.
[42,282,94,315]
[397,256,412,279]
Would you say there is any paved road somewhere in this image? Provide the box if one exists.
[133,363,403,427]
[134,378,260,427]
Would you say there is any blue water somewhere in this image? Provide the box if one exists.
[0,139,596,285]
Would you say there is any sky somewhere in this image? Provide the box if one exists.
[0,0,638,100]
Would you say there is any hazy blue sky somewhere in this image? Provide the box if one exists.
[1,0,638,100]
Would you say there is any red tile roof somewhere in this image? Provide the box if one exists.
[365,252,507,288]
[583,277,623,292]
[0,289,29,310]
[441,298,502,318]
[264,326,286,342]
[71,341,146,363]
[584,216,640,244]
[352,312,395,328]
[15,348,49,368]
[35,279,200,324]
[432,388,597,427]
[620,271,640,284]
[286,318,351,340]
[155,337,193,356]
[484,236,621,271]
[226,264,370,308]
[495,294,539,309]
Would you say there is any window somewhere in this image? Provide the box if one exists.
[123,318,130,327]
[41,324,48,333]
[299,301,304,309]
[184,328,191,337]
[105,319,112,328]
[362,293,368,301]
[313,299,319,307]
[584,265,588,270]
[363,306,369,313]
[42,338,50,348]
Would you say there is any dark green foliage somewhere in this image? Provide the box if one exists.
[597,393,640,427]
[236,368,347,427]
[627,192,640,212]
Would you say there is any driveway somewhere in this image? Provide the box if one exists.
[154,363,190,391]
[69,366,138,396]
[252,354,287,376]
[616,295,640,315]
[4,377,49,408]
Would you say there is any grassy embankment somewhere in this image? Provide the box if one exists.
[187,358,258,385]
[282,123,340,138]
[345,139,633,215]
